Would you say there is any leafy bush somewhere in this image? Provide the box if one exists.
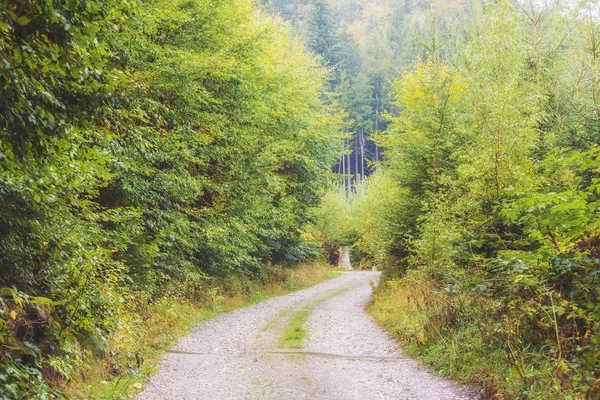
[0,0,340,396]
[358,1,600,397]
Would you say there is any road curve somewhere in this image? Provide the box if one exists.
[139,272,474,399]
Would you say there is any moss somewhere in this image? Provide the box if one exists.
[279,310,311,349]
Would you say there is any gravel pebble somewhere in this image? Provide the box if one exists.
[139,272,476,400]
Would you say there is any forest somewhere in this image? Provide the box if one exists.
[0,0,341,397]
[1,0,600,398]
[297,0,600,397]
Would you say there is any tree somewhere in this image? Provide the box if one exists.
[0,0,342,396]
[306,0,340,70]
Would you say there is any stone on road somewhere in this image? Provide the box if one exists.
[139,272,474,399]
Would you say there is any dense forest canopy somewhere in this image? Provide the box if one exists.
[0,0,341,396]
[263,0,469,190]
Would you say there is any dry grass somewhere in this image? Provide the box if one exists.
[65,261,337,399]
[369,273,574,399]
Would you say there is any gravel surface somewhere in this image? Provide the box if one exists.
[139,272,475,400]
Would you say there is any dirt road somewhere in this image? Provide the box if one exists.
[139,272,474,399]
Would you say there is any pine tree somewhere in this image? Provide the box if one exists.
[306,0,340,70]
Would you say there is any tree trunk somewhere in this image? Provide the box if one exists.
[338,246,352,270]
[375,87,380,162]
[375,94,380,130]
[354,136,359,188]
[345,139,350,196]
[360,129,365,179]
[341,143,345,190]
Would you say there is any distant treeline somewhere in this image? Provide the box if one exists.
[263,0,468,189]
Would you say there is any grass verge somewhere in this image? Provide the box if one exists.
[64,261,339,399]
[279,310,310,349]
[275,287,348,350]
[368,275,579,399]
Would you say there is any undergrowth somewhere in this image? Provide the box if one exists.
[59,261,335,399]
[369,269,584,400]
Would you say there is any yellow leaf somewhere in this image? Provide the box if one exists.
[9,310,17,320]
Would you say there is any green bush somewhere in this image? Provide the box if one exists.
[0,0,341,396]
[359,1,600,397]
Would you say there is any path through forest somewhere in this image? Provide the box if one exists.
[139,272,474,399]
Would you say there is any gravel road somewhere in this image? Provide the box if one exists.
[139,272,475,400]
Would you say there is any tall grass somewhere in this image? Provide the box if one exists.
[369,271,579,400]
[65,261,335,399]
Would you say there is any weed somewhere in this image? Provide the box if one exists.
[64,261,335,398]
[279,310,311,349]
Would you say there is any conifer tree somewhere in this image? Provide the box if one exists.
[306,0,340,72]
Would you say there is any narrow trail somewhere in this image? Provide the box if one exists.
[139,272,474,399]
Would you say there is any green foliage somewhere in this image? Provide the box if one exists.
[306,0,340,70]
[359,0,600,397]
[0,0,341,396]
[0,288,72,399]
[350,170,404,267]
[311,188,355,246]
[380,57,466,268]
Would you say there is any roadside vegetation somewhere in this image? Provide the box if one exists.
[66,262,333,399]
[0,0,341,397]
[312,1,600,398]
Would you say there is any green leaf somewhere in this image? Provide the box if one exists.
[16,16,30,26]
